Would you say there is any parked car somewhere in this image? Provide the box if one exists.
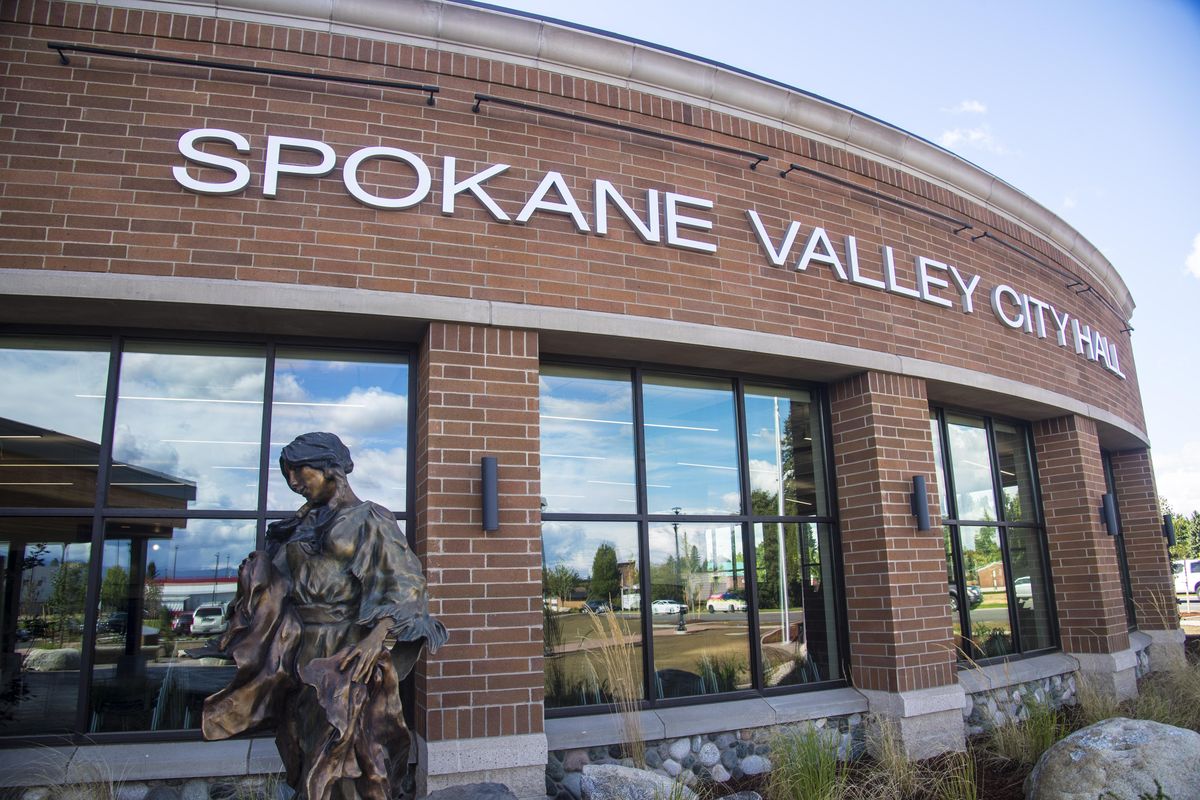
[1013,576,1032,600]
[1173,559,1200,600]
[98,612,127,634]
[191,603,229,635]
[706,591,747,613]
[172,612,193,635]
[948,585,983,612]
[579,600,611,614]
[651,599,686,615]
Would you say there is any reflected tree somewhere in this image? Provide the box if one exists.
[589,544,620,603]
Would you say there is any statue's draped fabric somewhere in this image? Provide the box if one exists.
[203,501,446,800]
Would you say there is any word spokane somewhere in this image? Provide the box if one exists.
[173,129,1125,380]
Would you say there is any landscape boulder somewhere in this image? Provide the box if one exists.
[581,764,696,800]
[424,782,518,800]
[1025,717,1200,800]
[23,648,80,671]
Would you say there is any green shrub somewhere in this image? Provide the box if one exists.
[767,725,848,800]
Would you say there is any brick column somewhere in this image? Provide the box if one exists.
[413,323,545,796]
[1033,415,1135,698]
[1109,449,1185,669]
[830,371,962,759]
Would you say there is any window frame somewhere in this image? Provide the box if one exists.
[0,326,415,745]
[931,406,1060,663]
[540,356,848,717]
[1100,450,1137,630]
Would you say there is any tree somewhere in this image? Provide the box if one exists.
[544,564,580,606]
[974,526,1001,567]
[588,544,620,602]
[1163,499,1199,561]
[100,564,129,612]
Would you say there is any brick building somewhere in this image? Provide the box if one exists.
[0,0,1182,796]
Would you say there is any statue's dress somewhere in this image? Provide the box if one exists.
[203,501,446,800]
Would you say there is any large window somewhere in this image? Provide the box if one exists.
[0,334,410,740]
[540,364,842,712]
[931,410,1056,661]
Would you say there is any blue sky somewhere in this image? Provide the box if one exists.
[488,0,1200,515]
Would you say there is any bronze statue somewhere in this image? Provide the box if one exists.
[203,432,446,800]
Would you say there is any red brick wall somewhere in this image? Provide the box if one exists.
[1033,415,1129,654]
[414,322,543,741]
[1109,449,1178,631]
[831,372,955,693]
[0,0,1146,437]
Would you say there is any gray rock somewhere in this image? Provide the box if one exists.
[116,784,150,800]
[715,733,737,749]
[144,788,180,800]
[561,772,583,800]
[661,759,681,778]
[425,783,518,800]
[735,742,751,758]
[554,791,574,800]
[716,794,762,800]
[23,789,51,800]
[1026,717,1200,800]
[209,785,237,800]
[690,736,702,753]
[698,742,720,767]
[563,749,591,772]
[580,764,696,800]
[546,758,565,782]
[720,749,738,770]
[668,738,692,761]
[709,764,731,783]
[740,755,770,775]
[181,782,209,800]
[644,749,662,769]
[680,755,695,769]
[23,648,81,671]
[546,775,559,796]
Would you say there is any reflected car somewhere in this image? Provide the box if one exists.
[948,585,983,612]
[172,612,193,635]
[191,603,228,635]
[706,591,747,613]
[651,599,686,615]
[98,612,127,634]
[1014,576,1032,602]
[579,600,611,614]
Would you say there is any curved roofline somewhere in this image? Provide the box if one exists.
[87,0,1133,317]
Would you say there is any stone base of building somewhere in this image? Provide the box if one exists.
[859,684,967,760]
[1138,628,1188,672]
[1073,647,1139,702]
[416,733,548,799]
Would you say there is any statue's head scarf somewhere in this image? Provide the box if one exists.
[279,432,354,476]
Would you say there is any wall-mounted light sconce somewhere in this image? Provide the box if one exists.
[1099,493,1118,536]
[911,475,931,532]
[1163,513,1176,548]
[481,456,498,532]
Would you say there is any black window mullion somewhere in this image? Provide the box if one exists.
[255,342,277,550]
[733,379,764,692]
[935,411,971,650]
[77,333,122,737]
[630,366,656,706]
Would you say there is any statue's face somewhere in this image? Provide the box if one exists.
[286,465,337,505]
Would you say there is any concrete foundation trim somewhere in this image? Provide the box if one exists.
[1074,646,1139,701]
[956,652,1079,696]
[545,687,868,750]
[417,732,548,798]
[859,684,967,760]
[1135,628,1187,671]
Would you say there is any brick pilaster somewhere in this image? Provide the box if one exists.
[413,323,543,742]
[1109,449,1179,631]
[830,371,955,694]
[1032,415,1129,655]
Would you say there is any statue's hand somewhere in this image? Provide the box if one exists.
[338,621,390,684]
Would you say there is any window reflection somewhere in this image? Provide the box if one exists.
[88,518,252,733]
[946,415,997,521]
[1007,527,1055,651]
[649,520,750,699]
[744,387,825,517]
[0,518,92,736]
[753,522,837,686]
[958,525,1012,658]
[542,522,642,709]
[110,342,265,510]
[539,366,636,514]
[643,375,740,515]
[0,338,110,508]
[994,423,1036,522]
[270,350,408,511]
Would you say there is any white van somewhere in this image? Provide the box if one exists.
[191,602,229,635]
[1173,559,1200,600]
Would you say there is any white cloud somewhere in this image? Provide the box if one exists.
[1062,195,1077,210]
[939,124,1008,155]
[943,99,988,114]
[1185,233,1200,280]
[1157,444,1200,517]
